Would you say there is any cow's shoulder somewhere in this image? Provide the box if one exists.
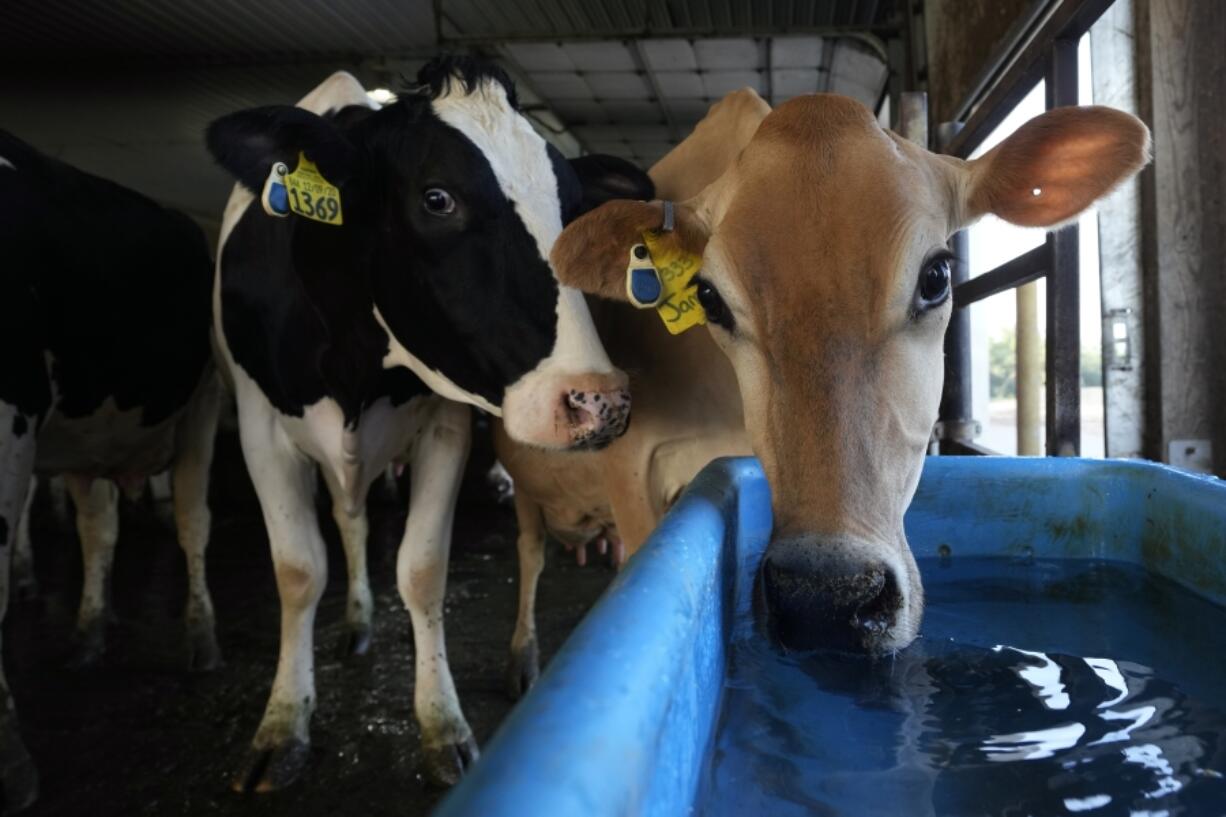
[217,202,425,422]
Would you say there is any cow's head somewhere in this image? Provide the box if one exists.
[206,58,652,450]
[552,95,1149,652]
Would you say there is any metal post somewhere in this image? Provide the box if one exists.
[898,91,928,147]
[1017,282,1042,454]
[1045,37,1081,456]
[936,120,976,453]
[939,229,976,451]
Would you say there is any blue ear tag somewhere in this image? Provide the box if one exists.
[261,161,290,217]
[625,244,664,308]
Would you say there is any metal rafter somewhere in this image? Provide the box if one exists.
[628,38,680,145]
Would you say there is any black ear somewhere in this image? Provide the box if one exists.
[569,154,655,215]
[205,105,356,194]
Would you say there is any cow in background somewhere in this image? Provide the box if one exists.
[494,89,764,697]
[0,131,222,812]
[207,57,649,791]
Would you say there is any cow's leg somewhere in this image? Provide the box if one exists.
[400,399,475,786]
[12,476,37,601]
[322,472,372,658]
[0,406,40,811]
[173,371,224,672]
[232,393,325,793]
[64,474,119,668]
[47,475,69,525]
[505,492,545,699]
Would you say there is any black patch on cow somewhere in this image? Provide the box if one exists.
[210,58,653,422]
[567,154,656,216]
[219,202,426,421]
[11,414,27,437]
[0,517,7,547]
[0,130,213,428]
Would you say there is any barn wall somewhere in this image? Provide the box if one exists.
[924,0,1039,127]
[1137,0,1226,473]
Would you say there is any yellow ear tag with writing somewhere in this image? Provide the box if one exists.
[284,152,344,225]
[642,230,706,335]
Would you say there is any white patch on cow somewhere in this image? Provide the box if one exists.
[298,70,379,114]
[0,156,15,171]
[373,306,501,417]
[429,77,615,390]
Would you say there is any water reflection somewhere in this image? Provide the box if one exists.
[697,559,1226,817]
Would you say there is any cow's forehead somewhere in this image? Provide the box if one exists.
[430,80,563,266]
[713,96,948,338]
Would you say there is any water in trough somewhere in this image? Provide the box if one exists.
[697,557,1226,817]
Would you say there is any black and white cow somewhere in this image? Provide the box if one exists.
[0,131,223,812]
[206,57,651,791]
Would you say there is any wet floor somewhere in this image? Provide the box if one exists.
[11,422,615,817]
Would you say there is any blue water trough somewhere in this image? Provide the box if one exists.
[435,457,1226,817]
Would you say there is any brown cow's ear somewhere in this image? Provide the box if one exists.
[962,105,1150,228]
[551,199,711,301]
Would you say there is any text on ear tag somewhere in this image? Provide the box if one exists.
[642,230,706,335]
[284,152,344,225]
[261,162,290,217]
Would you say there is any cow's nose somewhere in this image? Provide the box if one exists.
[565,387,630,449]
[757,536,902,653]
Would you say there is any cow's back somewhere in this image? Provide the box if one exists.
[0,131,213,433]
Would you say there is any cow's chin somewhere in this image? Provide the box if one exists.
[500,368,631,451]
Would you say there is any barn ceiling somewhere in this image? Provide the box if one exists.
[0,0,901,240]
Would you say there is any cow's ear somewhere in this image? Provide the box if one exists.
[960,105,1149,228]
[568,155,655,216]
[205,105,356,194]
[551,199,710,301]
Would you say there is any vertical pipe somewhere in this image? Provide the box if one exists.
[940,229,974,452]
[936,120,974,453]
[1045,37,1081,457]
[1016,282,1042,454]
[898,91,928,147]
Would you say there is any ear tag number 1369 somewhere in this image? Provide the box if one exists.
[263,152,344,226]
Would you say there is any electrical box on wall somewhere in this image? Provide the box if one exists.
[1168,439,1213,474]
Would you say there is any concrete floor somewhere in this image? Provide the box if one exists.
[10,422,614,817]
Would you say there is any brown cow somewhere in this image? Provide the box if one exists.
[556,93,1147,657]
[493,90,766,696]
[542,93,1149,659]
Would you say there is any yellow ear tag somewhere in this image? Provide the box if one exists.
[642,230,706,335]
[284,152,344,225]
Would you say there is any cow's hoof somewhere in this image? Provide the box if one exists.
[65,628,106,670]
[339,622,372,659]
[505,640,540,700]
[422,735,478,788]
[0,727,39,813]
[231,739,311,794]
[186,628,223,673]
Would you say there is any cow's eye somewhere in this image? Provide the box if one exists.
[422,188,456,216]
[916,255,952,311]
[695,278,734,332]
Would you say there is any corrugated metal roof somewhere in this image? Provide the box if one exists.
[502,35,888,166]
[439,0,896,41]
[0,1,899,236]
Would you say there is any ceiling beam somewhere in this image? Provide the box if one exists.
[628,39,680,145]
